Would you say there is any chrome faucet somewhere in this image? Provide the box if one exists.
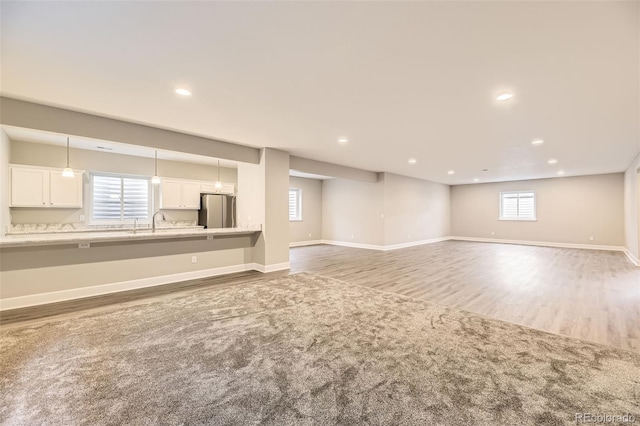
[132,218,138,234]
[152,211,165,233]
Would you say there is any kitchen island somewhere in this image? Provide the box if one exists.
[0,225,275,311]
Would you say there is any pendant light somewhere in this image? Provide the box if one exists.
[151,150,161,184]
[62,137,75,178]
[215,159,222,189]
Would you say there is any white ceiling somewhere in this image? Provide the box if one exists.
[1,1,638,184]
[2,126,238,168]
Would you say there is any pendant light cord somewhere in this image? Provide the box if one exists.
[66,137,70,167]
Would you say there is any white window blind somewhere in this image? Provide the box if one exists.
[289,188,302,221]
[92,174,151,222]
[500,191,536,220]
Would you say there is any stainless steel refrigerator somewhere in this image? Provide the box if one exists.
[198,194,236,229]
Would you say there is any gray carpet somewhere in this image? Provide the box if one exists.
[1,273,638,425]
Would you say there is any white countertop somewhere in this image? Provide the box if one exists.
[0,227,262,248]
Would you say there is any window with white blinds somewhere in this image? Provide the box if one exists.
[289,188,302,221]
[500,191,536,220]
[91,174,151,222]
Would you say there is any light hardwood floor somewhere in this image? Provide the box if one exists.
[291,241,640,353]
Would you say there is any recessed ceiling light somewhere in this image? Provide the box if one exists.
[448,170,455,175]
[482,168,489,172]
[338,137,348,144]
[408,158,417,165]
[548,158,558,164]
[473,178,479,182]
[496,93,514,101]
[175,88,192,96]
[531,139,544,146]
[557,170,565,175]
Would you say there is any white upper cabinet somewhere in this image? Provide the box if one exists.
[49,171,83,207]
[182,182,201,209]
[201,182,235,195]
[11,167,48,207]
[159,180,183,209]
[10,166,83,208]
[159,179,201,210]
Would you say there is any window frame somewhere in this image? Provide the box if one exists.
[499,191,537,221]
[89,172,153,225]
[288,187,302,222]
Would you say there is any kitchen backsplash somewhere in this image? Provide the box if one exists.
[7,221,199,235]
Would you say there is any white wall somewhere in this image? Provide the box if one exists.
[263,149,290,266]
[290,156,377,183]
[451,173,625,247]
[289,176,322,244]
[322,176,385,246]
[322,173,451,247]
[383,173,450,245]
[237,148,290,267]
[1,97,260,164]
[623,153,640,261]
[11,140,238,183]
[0,129,10,235]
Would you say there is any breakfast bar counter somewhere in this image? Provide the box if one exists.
[0,227,262,248]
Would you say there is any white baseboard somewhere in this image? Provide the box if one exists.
[623,249,640,266]
[319,237,451,252]
[321,240,387,251]
[0,262,291,311]
[251,262,291,273]
[289,240,324,248]
[450,236,626,252]
[382,236,451,251]
[313,236,637,266]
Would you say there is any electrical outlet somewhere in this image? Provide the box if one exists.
[191,256,197,264]
[308,233,312,237]
[78,242,90,249]
[207,235,214,240]
[491,232,495,236]
[79,214,85,221]
[589,236,594,241]
[350,234,354,239]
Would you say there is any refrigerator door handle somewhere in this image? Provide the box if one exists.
[231,196,236,228]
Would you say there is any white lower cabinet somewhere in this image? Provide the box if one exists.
[10,166,83,208]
